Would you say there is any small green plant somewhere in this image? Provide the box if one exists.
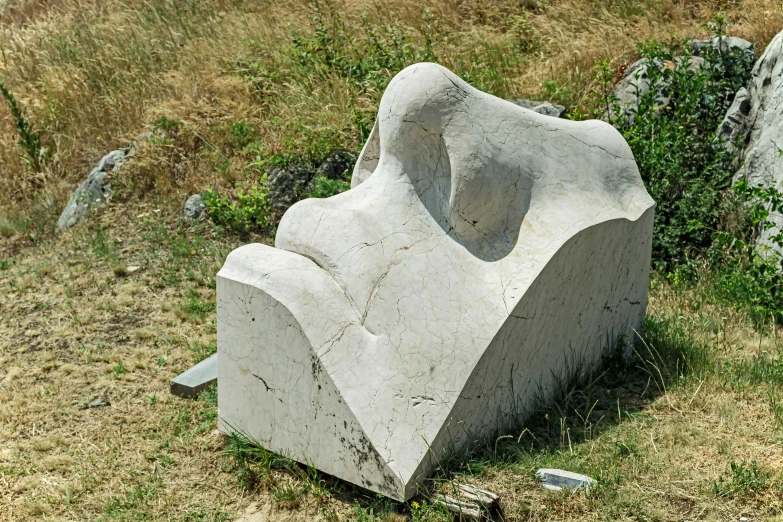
[113,360,128,377]
[306,175,350,199]
[152,115,184,132]
[712,460,768,499]
[176,288,213,323]
[0,81,47,172]
[292,0,438,96]
[202,184,270,235]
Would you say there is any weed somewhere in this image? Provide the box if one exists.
[112,360,128,376]
[176,288,213,323]
[187,339,217,363]
[306,175,351,199]
[712,460,768,499]
[0,81,47,172]
[104,472,164,518]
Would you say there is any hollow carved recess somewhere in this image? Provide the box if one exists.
[217,63,655,500]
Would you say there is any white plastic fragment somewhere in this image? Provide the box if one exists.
[536,468,597,491]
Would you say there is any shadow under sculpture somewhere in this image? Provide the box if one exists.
[217,63,655,501]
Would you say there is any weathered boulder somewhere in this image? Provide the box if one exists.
[692,36,754,62]
[266,162,316,215]
[506,98,566,118]
[217,63,654,500]
[715,87,751,154]
[610,56,705,124]
[56,149,128,231]
[726,29,783,255]
[316,150,358,180]
[183,194,206,220]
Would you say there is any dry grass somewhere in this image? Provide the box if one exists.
[1,0,783,234]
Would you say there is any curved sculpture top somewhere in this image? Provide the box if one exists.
[218,63,655,500]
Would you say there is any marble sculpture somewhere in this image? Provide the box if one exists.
[217,63,655,500]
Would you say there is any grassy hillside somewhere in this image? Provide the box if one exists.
[3,1,783,521]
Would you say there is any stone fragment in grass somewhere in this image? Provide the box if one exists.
[86,397,110,408]
[183,194,206,220]
[170,353,217,399]
[431,494,482,520]
[506,98,565,118]
[536,468,596,491]
[217,63,654,501]
[57,149,128,231]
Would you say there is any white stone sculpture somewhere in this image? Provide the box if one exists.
[217,63,655,501]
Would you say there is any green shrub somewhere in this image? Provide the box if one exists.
[595,16,783,325]
[600,28,752,271]
[202,183,271,235]
[705,179,783,325]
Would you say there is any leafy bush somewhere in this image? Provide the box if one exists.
[202,183,271,235]
[600,26,753,271]
[595,16,783,325]
[306,175,350,199]
[705,179,783,324]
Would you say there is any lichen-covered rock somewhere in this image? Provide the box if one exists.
[692,36,754,62]
[56,149,128,231]
[316,150,358,180]
[506,99,566,118]
[217,63,654,500]
[727,29,783,255]
[610,56,705,124]
[715,87,751,154]
[183,194,206,220]
[265,162,316,214]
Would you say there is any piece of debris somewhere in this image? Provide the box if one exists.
[537,468,596,491]
[170,353,217,399]
[455,484,498,508]
[431,483,499,520]
[183,194,205,220]
[126,265,141,274]
[431,494,482,520]
[86,397,110,409]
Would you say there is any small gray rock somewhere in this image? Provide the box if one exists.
[57,149,128,231]
[537,468,596,491]
[692,36,754,62]
[183,194,206,220]
[86,397,110,409]
[507,98,566,118]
